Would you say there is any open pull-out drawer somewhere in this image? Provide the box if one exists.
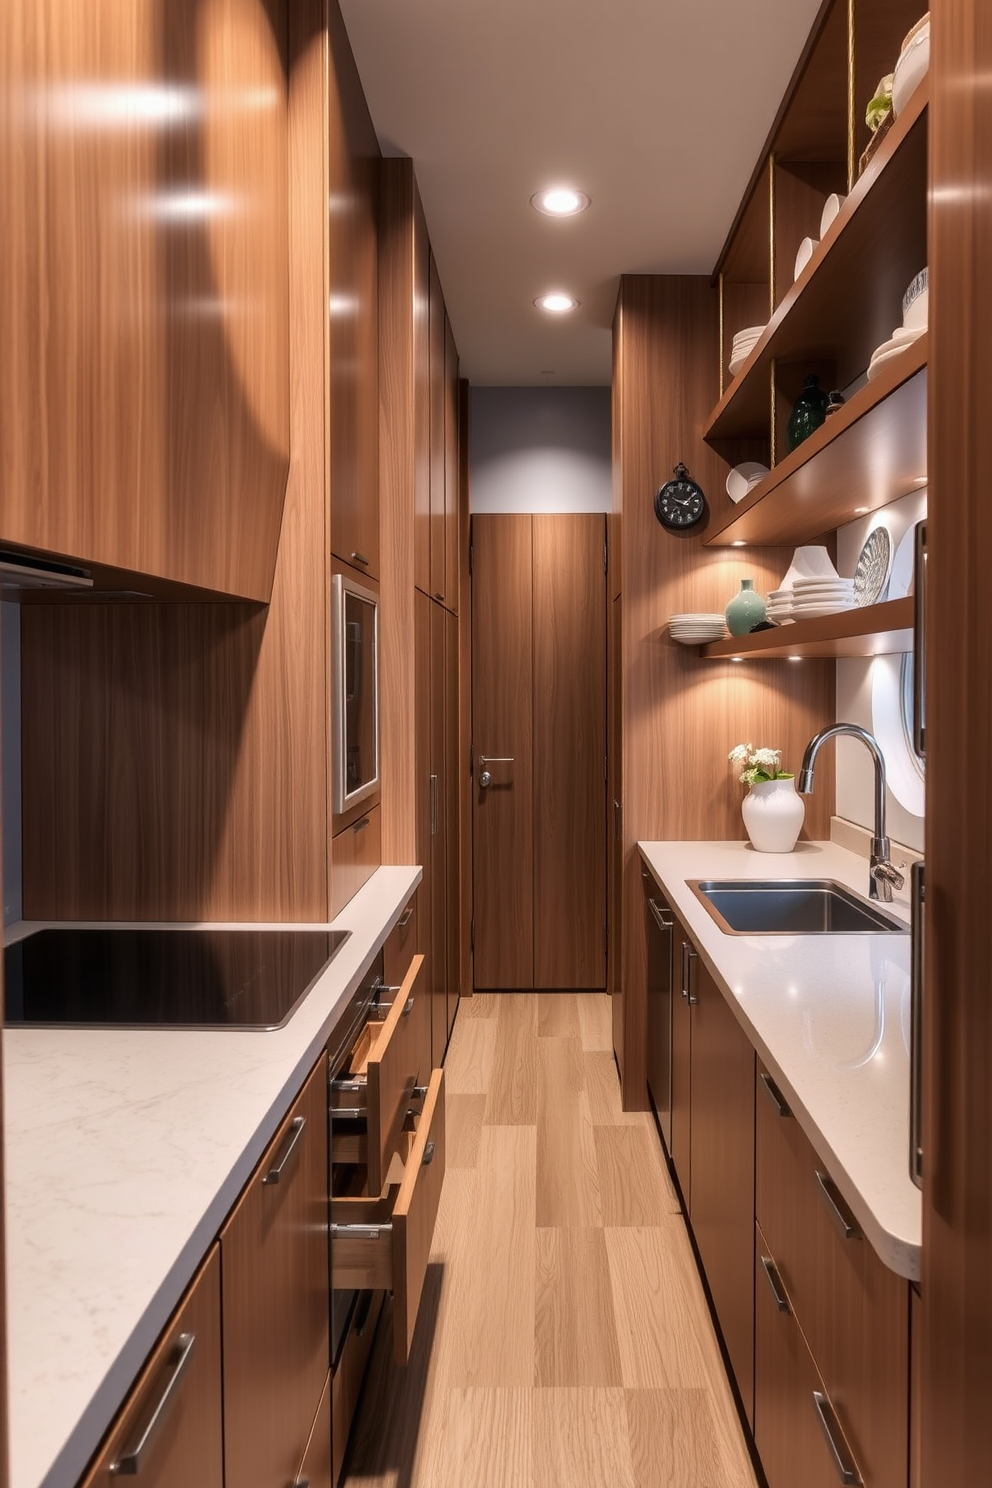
[330,953,425,1193]
[331,1066,445,1364]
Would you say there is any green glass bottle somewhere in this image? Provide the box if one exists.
[786,373,829,451]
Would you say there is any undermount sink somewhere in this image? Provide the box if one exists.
[688,879,908,936]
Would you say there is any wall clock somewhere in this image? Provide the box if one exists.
[654,463,707,531]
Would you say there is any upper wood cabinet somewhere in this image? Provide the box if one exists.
[1,0,292,601]
[327,0,380,580]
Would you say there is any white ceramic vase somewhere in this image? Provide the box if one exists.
[741,777,806,853]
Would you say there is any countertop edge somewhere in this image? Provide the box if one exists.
[637,840,920,1282]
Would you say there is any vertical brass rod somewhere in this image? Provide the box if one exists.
[847,0,857,190]
[768,152,776,316]
[770,356,777,469]
[719,271,725,399]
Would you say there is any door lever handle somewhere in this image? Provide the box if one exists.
[479,755,514,790]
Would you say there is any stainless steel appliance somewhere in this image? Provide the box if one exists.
[331,572,380,815]
[2,926,348,1029]
[643,869,674,1151]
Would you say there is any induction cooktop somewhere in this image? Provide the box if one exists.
[2,927,350,1029]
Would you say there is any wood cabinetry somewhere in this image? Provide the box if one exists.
[330,808,383,920]
[221,1059,329,1488]
[2,0,292,601]
[298,1371,332,1488]
[80,1247,223,1488]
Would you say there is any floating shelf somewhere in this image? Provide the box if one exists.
[706,336,927,547]
[707,79,929,443]
[700,598,914,660]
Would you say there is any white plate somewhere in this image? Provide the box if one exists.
[669,613,725,623]
[887,518,924,600]
[790,601,857,619]
[732,324,765,344]
[903,287,928,332]
[726,462,770,503]
[854,525,893,605]
[791,579,855,592]
[794,236,818,281]
[892,27,930,117]
[819,193,846,237]
[867,340,918,381]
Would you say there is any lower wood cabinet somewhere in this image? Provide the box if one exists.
[670,927,692,1196]
[331,806,382,919]
[221,1057,329,1488]
[80,1246,223,1488]
[298,1370,333,1488]
[331,1291,385,1486]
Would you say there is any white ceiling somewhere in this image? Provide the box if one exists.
[340,0,824,386]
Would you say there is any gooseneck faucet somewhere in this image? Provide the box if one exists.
[798,724,906,902]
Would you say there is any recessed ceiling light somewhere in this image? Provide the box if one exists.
[531,186,590,217]
[535,292,579,314]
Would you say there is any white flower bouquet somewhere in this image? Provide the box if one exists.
[728,743,794,786]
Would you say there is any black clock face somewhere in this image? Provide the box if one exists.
[654,469,706,531]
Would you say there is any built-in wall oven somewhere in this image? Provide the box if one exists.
[643,867,675,1151]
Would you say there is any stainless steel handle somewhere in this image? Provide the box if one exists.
[913,520,926,759]
[760,1255,790,1312]
[352,816,370,834]
[685,946,698,1005]
[430,773,438,835]
[648,898,674,933]
[759,1071,791,1117]
[910,861,925,1188]
[351,551,371,567]
[262,1116,306,1186]
[479,755,514,765]
[108,1332,196,1475]
[397,904,414,928]
[680,941,689,1000]
[423,1138,437,1166]
[815,1169,860,1240]
[614,800,621,843]
[812,1391,863,1485]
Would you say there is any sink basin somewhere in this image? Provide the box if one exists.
[687,879,908,935]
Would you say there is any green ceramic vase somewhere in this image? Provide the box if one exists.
[725,578,767,636]
[786,373,829,451]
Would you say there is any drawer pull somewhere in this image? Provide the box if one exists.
[398,904,414,928]
[331,1222,386,1240]
[352,816,371,834]
[760,1255,790,1312]
[422,1139,437,1166]
[331,1107,365,1122]
[351,551,371,567]
[262,1116,306,1186]
[403,996,415,1018]
[815,1170,860,1240]
[759,1072,791,1117]
[109,1332,196,1475]
[813,1391,863,1485]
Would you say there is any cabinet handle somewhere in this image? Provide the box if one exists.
[397,904,414,928]
[423,1138,437,1166]
[912,520,926,759]
[262,1116,306,1186]
[351,551,371,567]
[403,996,415,1018]
[613,799,621,842]
[434,591,445,603]
[648,899,674,932]
[108,1332,196,1475]
[760,1255,790,1312]
[352,816,371,835]
[759,1071,791,1117]
[685,946,698,1005]
[910,862,925,1188]
[814,1169,860,1240]
[812,1391,863,1486]
[430,774,438,836]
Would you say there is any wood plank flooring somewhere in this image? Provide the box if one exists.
[342,992,758,1488]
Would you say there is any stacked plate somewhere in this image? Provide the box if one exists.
[790,576,857,619]
[868,267,928,380]
[669,613,727,645]
[728,325,765,378]
[765,588,795,625]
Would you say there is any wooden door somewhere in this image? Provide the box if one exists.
[689,954,756,1424]
[610,594,623,1063]
[532,515,607,988]
[443,314,460,614]
[472,515,535,987]
[414,589,433,986]
[221,1059,329,1488]
[444,607,461,1035]
[429,602,449,1062]
[428,254,447,605]
[923,7,992,1486]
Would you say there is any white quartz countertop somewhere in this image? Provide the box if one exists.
[637,839,920,1282]
[3,865,421,1488]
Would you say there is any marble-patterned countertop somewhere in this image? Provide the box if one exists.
[3,865,421,1488]
[638,839,920,1282]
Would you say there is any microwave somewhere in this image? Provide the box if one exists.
[331,572,380,815]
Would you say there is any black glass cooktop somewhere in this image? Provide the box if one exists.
[3,927,350,1029]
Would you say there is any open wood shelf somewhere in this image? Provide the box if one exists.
[700,597,914,660]
[707,78,929,443]
[706,335,927,546]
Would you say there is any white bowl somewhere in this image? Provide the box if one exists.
[726,462,770,503]
[819,193,846,238]
[794,237,818,281]
[892,28,930,117]
[903,267,928,318]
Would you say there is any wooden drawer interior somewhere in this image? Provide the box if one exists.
[332,1066,445,1364]
[332,1291,385,1487]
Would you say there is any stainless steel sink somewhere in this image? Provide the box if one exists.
[688,879,908,935]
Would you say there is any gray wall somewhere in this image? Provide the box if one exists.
[470,387,611,513]
[2,600,21,924]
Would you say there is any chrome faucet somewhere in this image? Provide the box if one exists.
[798,724,906,902]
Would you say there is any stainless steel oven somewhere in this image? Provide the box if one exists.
[331,572,380,816]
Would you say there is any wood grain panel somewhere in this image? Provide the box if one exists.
[533,515,607,990]
[472,516,534,988]
[703,597,913,659]
[414,587,434,957]
[923,13,992,1480]
[330,807,381,919]
[443,315,461,615]
[773,161,848,308]
[297,1370,331,1488]
[444,607,460,1035]
[331,1291,384,1486]
[605,1226,713,1389]
[615,275,834,1109]
[688,956,756,1426]
[80,1246,223,1488]
[413,190,432,599]
[429,254,447,604]
[327,0,380,579]
[670,928,693,1199]
[392,1067,446,1365]
[608,594,623,1015]
[430,601,448,1064]
[625,1388,759,1488]
[221,1060,329,1488]
[535,1229,623,1387]
[483,993,538,1126]
[535,1038,602,1227]
[593,1127,677,1227]
[1,0,290,600]
[531,1390,635,1488]
[458,382,474,1002]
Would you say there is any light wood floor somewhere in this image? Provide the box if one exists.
[343,992,758,1488]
